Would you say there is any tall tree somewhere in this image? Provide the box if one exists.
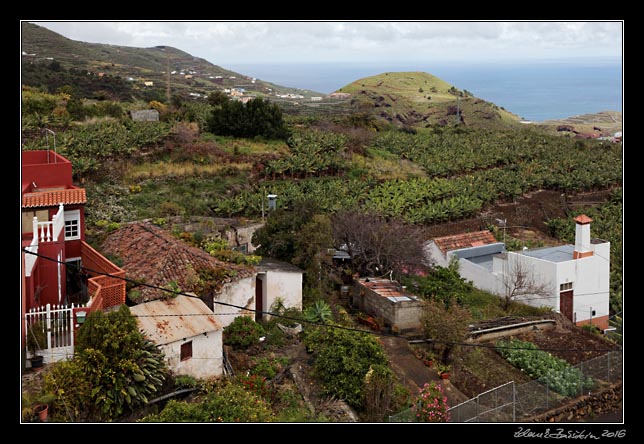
[207,97,290,140]
[332,209,427,279]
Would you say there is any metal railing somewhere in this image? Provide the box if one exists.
[389,350,622,423]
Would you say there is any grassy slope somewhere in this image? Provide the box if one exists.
[21,22,320,98]
[336,71,522,130]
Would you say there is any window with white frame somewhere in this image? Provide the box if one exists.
[559,282,573,292]
[64,210,81,240]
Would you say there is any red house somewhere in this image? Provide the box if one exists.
[21,150,126,365]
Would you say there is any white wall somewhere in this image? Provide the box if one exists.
[424,241,448,267]
[212,276,256,328]
[161,330,223,379]
[458,258,502,295]
[262,271,303,320]
[556,250,610,324]
[505,252,559,310]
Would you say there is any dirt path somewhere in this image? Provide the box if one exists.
[380,336,470,407]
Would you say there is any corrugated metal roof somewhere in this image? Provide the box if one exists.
[130,295,220,344]
[358,278,412,300]
[22,188,87,208]
[432,230,498,254]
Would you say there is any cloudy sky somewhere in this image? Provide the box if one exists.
[31,21,622,66]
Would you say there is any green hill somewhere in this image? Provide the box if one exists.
[21,22,320,100]
[336,71,522,129]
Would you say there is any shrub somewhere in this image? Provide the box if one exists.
[139,381,274,422]
[412,382,450,422]
[363,364,394,422]
[313,327,389,409]
[250,356,289,379]
[223,315,265,350]
[303,299,333,324]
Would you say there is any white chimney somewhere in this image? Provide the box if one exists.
[573,215,593,259]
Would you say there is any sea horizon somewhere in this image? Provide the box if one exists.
[228,57,622,122]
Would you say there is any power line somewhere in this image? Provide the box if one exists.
[22,248,621,354]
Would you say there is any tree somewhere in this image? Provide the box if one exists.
[402,260,475,308]
[207,97,290,140]
[500,255,551,311]
[332,209,427,279]
[420,300,470,364]
[73,305,167,420]
[252,198,334,298]
[311,327,389,409]
[207,90,229,108]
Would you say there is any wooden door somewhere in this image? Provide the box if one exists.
[559,290,574,322]
[255,276,263,322]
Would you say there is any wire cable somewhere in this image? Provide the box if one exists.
[22,248,621,353]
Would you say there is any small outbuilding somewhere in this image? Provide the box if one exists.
[130,294,224,379]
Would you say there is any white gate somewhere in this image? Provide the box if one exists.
[25,303,83,366]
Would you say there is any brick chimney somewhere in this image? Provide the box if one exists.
[573,215,593,259]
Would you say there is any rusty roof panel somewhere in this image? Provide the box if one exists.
[130,294,221,344]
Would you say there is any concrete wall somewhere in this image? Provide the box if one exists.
[212,276,255,328]
[458,258,502,295]
[424,241,448,267]
[354,284,423,332]
[224,223,264,254]
[261,270,303,319]
[555,247,610,329]
[162,330,223,379]
[505,252,559,310]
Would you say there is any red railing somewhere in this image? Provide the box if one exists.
[81,241,126,310]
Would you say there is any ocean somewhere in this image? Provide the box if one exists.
[228,58,622,122]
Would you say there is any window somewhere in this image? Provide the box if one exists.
[560,282,573,292]
[233,243,248,254]
[180,341,193,361]
[64,210,80,240]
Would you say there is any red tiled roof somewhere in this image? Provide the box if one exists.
[100,221,254,302]
[432,230,498,254]
[574,214,593,225]
[22,189,87,208]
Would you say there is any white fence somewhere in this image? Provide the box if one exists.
[25,303,84,366]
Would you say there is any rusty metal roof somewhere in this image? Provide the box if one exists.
[358,278,407,299]
[130,294,220,344]
[432,230,498,254]
[22,188,87,208]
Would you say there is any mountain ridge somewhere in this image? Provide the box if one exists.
[21,22,322,100]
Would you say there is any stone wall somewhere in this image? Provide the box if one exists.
[527,383,622,422]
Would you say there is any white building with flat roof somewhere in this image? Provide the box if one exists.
[425,215,611,330]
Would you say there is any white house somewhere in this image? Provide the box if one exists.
[130,295,224,379]
[255,258,303,322]
[425,216,611,330]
